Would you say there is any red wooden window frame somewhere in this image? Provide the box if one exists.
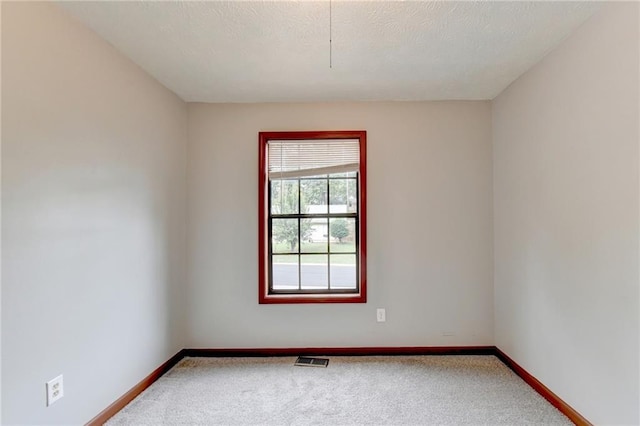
[258,131,367,304]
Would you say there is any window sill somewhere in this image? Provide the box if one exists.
[259,292,366,304]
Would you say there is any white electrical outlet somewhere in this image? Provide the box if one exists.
[376,308,386,322]
[46,375,64,406]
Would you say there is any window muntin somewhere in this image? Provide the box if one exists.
[259,131,366,304]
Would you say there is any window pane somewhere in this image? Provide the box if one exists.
[346,179,357,213]
[272,255,299,290]
[330,255,357,290]
[301,218,328,253]
[272,218,299,253]
[329,218,355,252]
[329,179,347,213]
[300,179,328,214]
[300,255,328,290]
[271,180,299,214]
[329,178,357,213]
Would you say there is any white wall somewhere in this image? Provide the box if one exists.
[0,3,4,421]
[1,3,187,424]
[493,3,639,425]
[187,102,493,348]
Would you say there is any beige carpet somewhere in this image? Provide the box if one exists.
[106,355,572,425]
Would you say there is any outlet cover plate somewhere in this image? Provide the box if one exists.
[46,375,64,406]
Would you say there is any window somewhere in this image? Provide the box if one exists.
[259,131,367,304]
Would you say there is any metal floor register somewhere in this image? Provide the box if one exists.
[294,357,329,367]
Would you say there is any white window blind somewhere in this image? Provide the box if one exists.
[268,139,360,180]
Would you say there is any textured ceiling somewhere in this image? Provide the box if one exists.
[59,1,601,103]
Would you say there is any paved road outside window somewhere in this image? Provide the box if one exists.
[273,263,356,290]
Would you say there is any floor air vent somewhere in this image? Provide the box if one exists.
[294,356,329,367]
